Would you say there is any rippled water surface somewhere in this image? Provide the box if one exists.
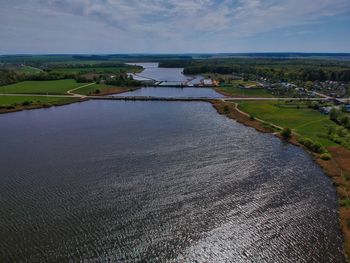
[114,87,224,98]
[0,100,344,262]
[127,62,204,85]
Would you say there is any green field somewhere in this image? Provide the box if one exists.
[217,86,274,98]
[73,83,131,95]
[237,101,338,146]
[0,95,80,113]
[1,79,85,95]
[229,79,257,87]
[18,66,42,74]
[51,66,140,75]
[0,95,77,105]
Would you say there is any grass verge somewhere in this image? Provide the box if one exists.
[0,95,83,114]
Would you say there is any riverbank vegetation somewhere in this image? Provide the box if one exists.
[0,95,82,114]
[73,83,138,96]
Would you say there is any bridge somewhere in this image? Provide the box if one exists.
[2,93,348,102]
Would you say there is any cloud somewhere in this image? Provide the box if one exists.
[0,0,350,53]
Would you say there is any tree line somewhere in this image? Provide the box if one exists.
[160,59,350,82]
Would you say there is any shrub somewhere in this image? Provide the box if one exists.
[320,153,331,160]
[21,101,31,106]
[329,108,341,122]
[344,173,350,181]
[95,89,101,94]
[42,103,52,108]
[298,137,326,153]
[280,127,292,140]
[341,197,350,208]
[223,105,230,113]
[340,116,350,129]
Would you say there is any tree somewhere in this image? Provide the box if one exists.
[280,127,292,140]
[329,108,341,122]
[340,116,350,129]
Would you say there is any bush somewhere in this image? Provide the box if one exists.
[298,137,326,153]
[280,127,292,140]
[340,116,350,129]
[329,108,341,122]
[95,89,101,94]
[223,105,230,113]
[341,197,350,208]
[344,173,350,181]
[21,101,31,106]
[320,153,331,160]
[42,103,52,108]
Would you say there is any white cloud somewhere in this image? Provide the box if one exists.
[0,0,349,53]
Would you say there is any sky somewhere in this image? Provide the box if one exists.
[1,0,350,54]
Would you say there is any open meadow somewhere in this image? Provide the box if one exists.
[237,100,338,146]
[217,85,274,98]
[1,79,84,95]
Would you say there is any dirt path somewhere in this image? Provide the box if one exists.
[66,82,96,97]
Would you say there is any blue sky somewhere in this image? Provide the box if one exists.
[1,0,350,54]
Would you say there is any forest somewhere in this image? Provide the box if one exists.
[160,58,350,82]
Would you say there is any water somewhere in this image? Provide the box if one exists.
[113,87,224,98]
[127,62,204,86]
[0,100,344,262]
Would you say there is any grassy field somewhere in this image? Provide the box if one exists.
[50,65,142,75]
[73,83,132,95]
[0,95,80,113]
[51,65,142,74]
[237,100,338,146]
[217,86,274,98]
[0,96,77,105]
[229,79,258,87]
[1,79,84,95]
[18,66,42,74]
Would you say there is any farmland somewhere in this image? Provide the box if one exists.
[216,85,274,98]
[237,100,338,146]
[50,66,142,75]
[73,83,136,96]
[1,79,85,95]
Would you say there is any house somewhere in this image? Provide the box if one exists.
[319,106,332,114]
[203,79,213,86]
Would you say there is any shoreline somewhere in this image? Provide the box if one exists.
[211,99,350,261]
[0,97,86,114]
[83,87,140,96]
[0,86,141,114]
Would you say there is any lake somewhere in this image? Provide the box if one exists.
[0,100,344,262]
[113,87,224,98]
[127,62,205,86]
